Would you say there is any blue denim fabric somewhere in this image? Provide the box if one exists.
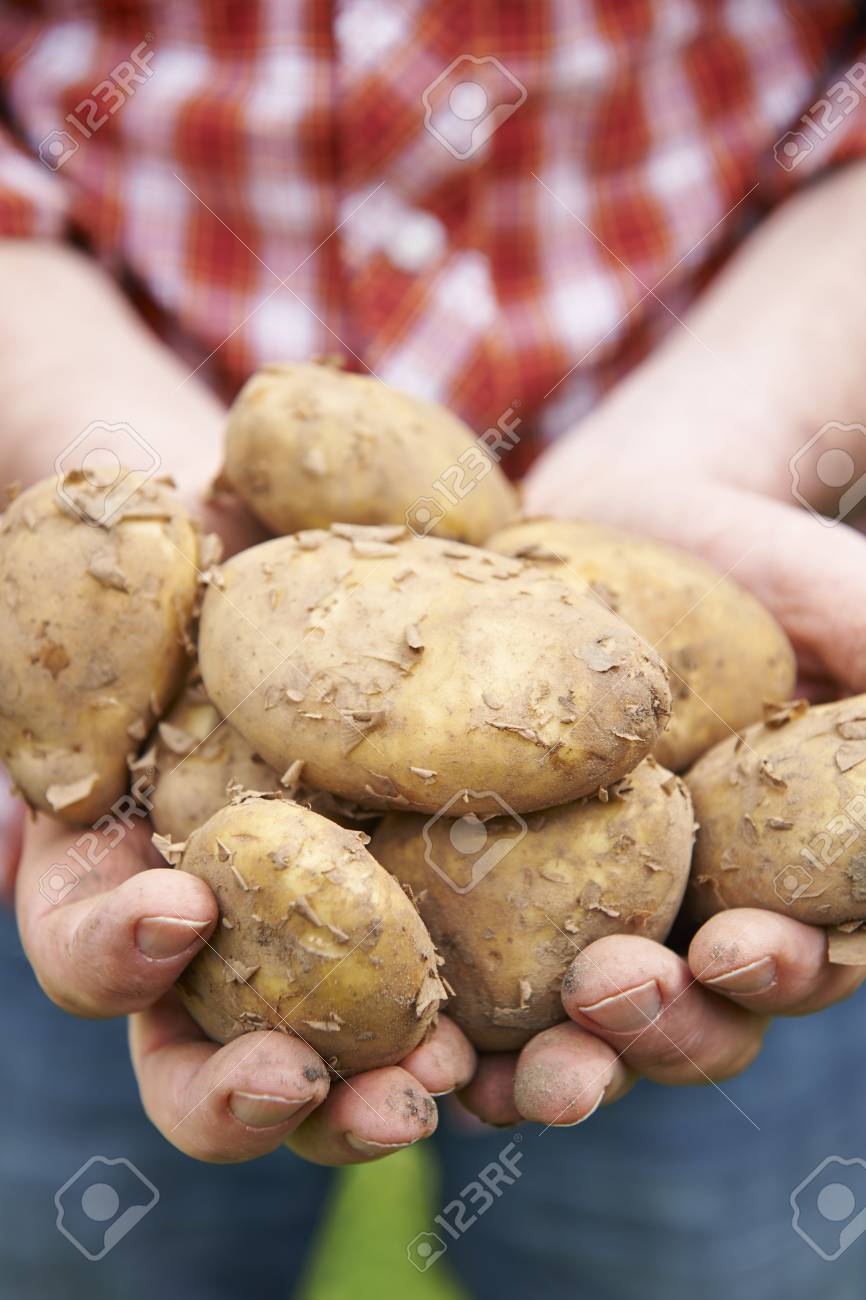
[2,902,865,1300]
[434,991,866,1298]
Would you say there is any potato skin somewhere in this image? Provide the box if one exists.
[150,682,283,842]
[198,527,672,816]
[222,362,518,543]
[150,681,381,841]
[371,757,695,1050]
[487,518,796,772]
[0,475,199,823]
[687,697,866,927]
[175,798,446,1073]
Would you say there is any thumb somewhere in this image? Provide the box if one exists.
[528,465,866,692]
[630,481,866,692]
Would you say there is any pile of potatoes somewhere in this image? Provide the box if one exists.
[6,360,864,1078]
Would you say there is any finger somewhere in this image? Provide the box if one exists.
[561,934,767,1084]
[690,908,866,1016]
[17,818,217,1016]
[286,1067,438,1166]
[129,994,330,1163]
[513,1022,634,1126]
[526,455,866,692]
[17,810,165,911]
[683,492,866,691]
[0,772,24,898]
[399,1015,477,1096]
[456,1053,522,1128]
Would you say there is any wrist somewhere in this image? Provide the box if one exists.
[526,338,810,521]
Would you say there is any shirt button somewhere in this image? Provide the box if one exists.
[386,210,446,272]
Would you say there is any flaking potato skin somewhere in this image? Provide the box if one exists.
[488,518,796,772]
[150,681,283,842]
[198,526,672,816]
[222,362,518,543]
[687,697,866,927]
[0,474,199,823]
[174,798,446,1074]
[149,680,383,842]
[372,757,695,1051]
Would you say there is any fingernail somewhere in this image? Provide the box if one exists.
[578,979,662,1032]
[705,955,777,996]
[136,915,212,959]
[345,1133,415,1155]
[229,1091,312,1127]
[555,1089,605,1128]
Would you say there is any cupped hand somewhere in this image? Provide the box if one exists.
[15,813,476,1164]
[457,381,866,1129]
[462,912,864,1127]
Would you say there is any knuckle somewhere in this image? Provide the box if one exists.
[633,1016,707,1074]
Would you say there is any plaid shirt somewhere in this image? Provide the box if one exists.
[2,0,866,465]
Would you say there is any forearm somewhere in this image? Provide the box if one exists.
[0,240,225,495]
[535,158,866,505]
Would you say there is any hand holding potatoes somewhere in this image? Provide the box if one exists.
[8,361,866,1160]
[5,470,475,1168]
[372,757,694,1051]
[15,808,476,1166]
[176,796,446,1073]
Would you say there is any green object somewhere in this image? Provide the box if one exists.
[298,1144,467,1300]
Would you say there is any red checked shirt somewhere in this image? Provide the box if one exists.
[2,0,866,466]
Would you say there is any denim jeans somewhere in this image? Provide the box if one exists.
[2,903,865,1300]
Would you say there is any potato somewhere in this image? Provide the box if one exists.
[487,518,796,771]
[198,526,672,816]
[687,697,866,928]
[149,679,382,841]
[0,474,200,823]
[222,362,518,543]
[149,680,283,841]
[174,797,446,1073]
[371,757,695,1050]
